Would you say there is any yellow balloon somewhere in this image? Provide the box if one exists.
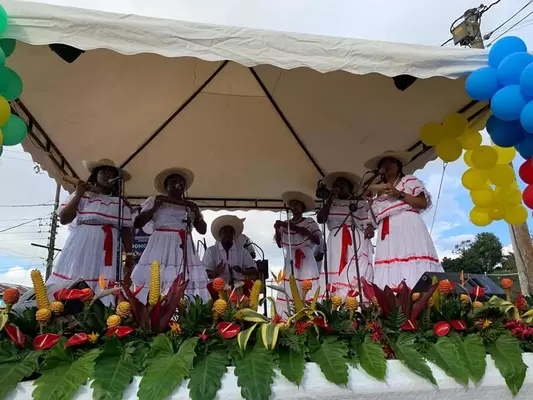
[470,111,492,131]
[489,207,506,221]
[436,137,462,162]
[0,128,3,146]
[462,168,489,190]
[443,113,468,138]
[420,122,443,146]
[0,97,10,127]
[494,145,517,164]
[464,150,474,167]
[504,204,528,225]
[470,207,493,226]
[471,145,498,170]
[495,186,522,205]
[489,164,515,187]
[471,186,496,208]
[458,129,482,150]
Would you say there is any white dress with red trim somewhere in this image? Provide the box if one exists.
[275,217,321,317]
[131,197,209,303]
[47,192,132,293]
[320,199,374,299]
[371,175,442,290]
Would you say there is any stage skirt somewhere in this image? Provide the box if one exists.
[373,210,442,290]
[132,229,210,303]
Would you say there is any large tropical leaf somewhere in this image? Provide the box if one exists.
[354,336,386,382]
[188,349,228,400]
[426,336,468,386]
[277,347,306,386]
[309,336,348,385]
[137,336,198,400]
[32,341,99,400]
[0,342,41,400]
[237,323,258,350]
[449,333,486,384]
[390,333,436,385]
[486,333,528,395]
[234,345,276,400]
[91,337,148,400]
[0,313,8,331]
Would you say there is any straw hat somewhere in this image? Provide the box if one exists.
[281,191,316,212]
[323,172,361,190]
[82,158,131,181]
[211,215,244,241]
[154,167,194,194]
[364,150,412,170]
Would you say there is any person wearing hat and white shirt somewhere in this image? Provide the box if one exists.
[364,150,442,289]
[235,232,257,260]
[132,167,210,302]
[317,172,374,299]
[274,191,321,316]
[47,159,134,293]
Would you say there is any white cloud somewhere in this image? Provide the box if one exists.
[0,266,44,287]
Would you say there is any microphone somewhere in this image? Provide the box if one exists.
[108,176,122,184]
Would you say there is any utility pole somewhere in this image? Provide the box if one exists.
[451,7,533,294]
[45,183,61,279]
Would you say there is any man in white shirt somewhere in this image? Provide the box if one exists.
[235,232,256,259]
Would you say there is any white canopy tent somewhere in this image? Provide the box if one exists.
[3,0,490,209]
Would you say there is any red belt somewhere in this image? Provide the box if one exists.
[81,223,114,266]
[381,210,418,241]
[155,228,186,243]
[339,225,352,276]
[295,249,305,268]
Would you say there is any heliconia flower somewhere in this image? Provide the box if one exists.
[471,286,485,298]
[217,322,241,339]
[65,333,89,348]
[451,320,467,331]
[106,326,134,338]
[434,321,451,337]
[4,324,26,347]
[33,333,60,350]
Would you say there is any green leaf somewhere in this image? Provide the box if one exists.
[137,336,198,400]
[237,323,258,350]
[449,333,486,384]
[354,336,386,381]
[260,323,280,350]
[487,333,528,396]
[309,336,348,385]
[234,345,276,400]
[188,349,228,400]
[0,313,8,331]
[91,337,147,400]
[33,344,99,400]
[426,336,469,386]
[390,333,436,385]
[0,345,40,399]
[277,347,306,386]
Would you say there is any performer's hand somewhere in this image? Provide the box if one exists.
[75,182,91,197]
[364,190,374,204]
[232,265,244,274]
[315,252,324,262]
[215,261,226,277]
[153,196,165,211]
[384,185,401,198]
[274,220,287,229]
[364,225,375,239]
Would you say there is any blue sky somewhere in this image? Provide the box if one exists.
[1,0,533,285]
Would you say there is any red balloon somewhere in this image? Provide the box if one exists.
[519,159,533,184]
[523,185,533,209]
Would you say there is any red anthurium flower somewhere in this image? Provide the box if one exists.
[451,320,467,331]
[313,317,331,332]
[347,289,359,297]
[352,320,358,329]
[33,333,61,350]
[106,326,134,339]
[53,288,86,301]
[65,333,89,348]
[471,286,485,298]
[217,322,241,339]
[198,330,208,342]
[434,321,451,337]
[4,324,26,347]
[400,320,417,331]
[326,284,337,293]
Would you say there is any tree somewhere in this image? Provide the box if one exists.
[442,232,503,274]
[500,252,517,272]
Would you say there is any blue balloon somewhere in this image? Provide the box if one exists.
[517,135,533,159]
[497,52,533,86]
[520,62,533,98]
[521,101,533,133]
[489,36,527,69]
[486,115,526,147]
[491,85,527,121]
[465,67,500,100]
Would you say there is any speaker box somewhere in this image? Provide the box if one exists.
[412,272,505,299]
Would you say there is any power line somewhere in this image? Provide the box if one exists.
[484,0,533,40]
[0,203,54,208]
[488,9,533,45]
[0,218,46,233]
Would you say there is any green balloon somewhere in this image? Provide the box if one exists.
[2,114,27,146]
[0,146,3,156]
[0,68,8,93]
[0,6,7,36]
[0,48,4,69]
[1,68,22,101]
[0,39,16,57]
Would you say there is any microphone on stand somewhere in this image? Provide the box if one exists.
[108,176,122,184]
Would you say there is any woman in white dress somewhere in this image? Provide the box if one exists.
[47,159,133,292]
[364,150,442,289]
[132,168,210,302]
[274,191,321,316]
[317,172,374,299]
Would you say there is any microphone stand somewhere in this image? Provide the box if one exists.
[115,176,124,283]
[286,208,295,276]
[182,202,195,282]
[321,199,330,298]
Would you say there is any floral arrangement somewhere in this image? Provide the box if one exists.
[0,264,532,400]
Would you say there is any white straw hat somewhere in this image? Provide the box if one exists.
[364,150,412,170]
[82,158,131,181]
[323,171,361,190]
[154,167,194,194]
[281,191,316,212]
[211,215,244,241]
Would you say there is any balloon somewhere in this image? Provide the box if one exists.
[489,164,515,186]
[494,145,517,164]
[466,67,500,100]
[520,101,533,133]
[496,185,523,206]
[443,113,468,137]
[486,115,525,147]
[0,48,4,69]
[471,145,498,170]
[491,85,527,121]
[436,137,462,162]
[462,168,489,190]
[471,186,496,208]
[520,62,533,98]
[0,96,10,126]
[497,52,533,86]
[519,159,533,184]
[489,36,528,69]
[0,6,6,36]
[419,122,443,146]
[489,207,506,221]
[523,184,533,209]
[0,68,9,93]
[0,39,16,58]
[0,145,2,157]
[504,204,528,225]
[1,115,27,146]
[459,129,482,150]
[464,150,474,167]
[0,68,22,101]
[470,207,493,227]
[517,135,533,159]
[0,127,2,145]
[470,111,492,131]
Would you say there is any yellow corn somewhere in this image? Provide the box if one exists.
[148,260,161,306]
[31,269,50,310]
[107,314,121,328]
[249,280,262,311]
[50,301,64,315]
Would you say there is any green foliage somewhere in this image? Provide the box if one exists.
[234,345,276,400]
[188,349,228,400]
[278,328,308,355]
[390,333,436,385]
[442,232,503,274]
[309,336,348,385]
[353,335,387,382]
[382,308,406,331]
[449,333,487,384]
[277,346,306,386]
[138,336,198,400]
[487,333,528,395]
[0,342,41,399]
[426,336,469,386]
[9,308,38,337]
